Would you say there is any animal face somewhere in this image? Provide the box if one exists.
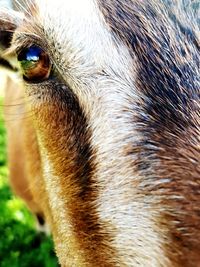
[0,0,200,266]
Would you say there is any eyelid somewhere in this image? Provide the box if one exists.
[13,32,46,56]
[15,44,33,58]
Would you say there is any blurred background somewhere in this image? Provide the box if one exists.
[0,0,59,266]
[0,74,59,267]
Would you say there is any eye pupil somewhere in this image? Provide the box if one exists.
[17,46,51,83]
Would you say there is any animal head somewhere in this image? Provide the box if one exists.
[0,0,200,266]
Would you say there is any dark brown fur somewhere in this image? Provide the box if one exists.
[99,0,200,265]
[28,81,116,266]
[0,0,200,266]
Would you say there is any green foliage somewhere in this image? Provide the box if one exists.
[0,99,59,267]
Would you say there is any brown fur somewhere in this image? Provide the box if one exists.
[99,1,200,264]
[0,0,200,266]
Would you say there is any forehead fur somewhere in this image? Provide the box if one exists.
[15,0,200,72]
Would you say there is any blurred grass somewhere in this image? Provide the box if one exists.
[0,97,59,267]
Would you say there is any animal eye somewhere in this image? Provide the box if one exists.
[17,46,51,82]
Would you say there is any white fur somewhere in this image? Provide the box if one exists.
[32,0,171,265]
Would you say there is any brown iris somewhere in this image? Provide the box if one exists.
[17,46,51,82]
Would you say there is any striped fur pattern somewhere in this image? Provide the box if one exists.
[0,0,200,266]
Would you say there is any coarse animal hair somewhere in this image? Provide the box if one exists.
[0,0,200,266]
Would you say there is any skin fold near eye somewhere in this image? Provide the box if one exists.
[17,46,51,82]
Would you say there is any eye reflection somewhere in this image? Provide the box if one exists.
[17,46,51,82]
